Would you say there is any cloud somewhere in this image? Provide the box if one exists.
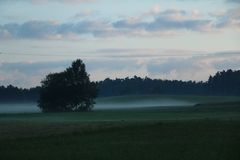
[226,0,240,3]
[0,0,96,5]
[114,7,240,34]
[0,7,240,40]
[0,51,240,87]
[0,61,71,88]
[0,58,144,87]
[213,58,240,70]
[146,51,240,81]
[71,9,99,20]
[148,17,211,31]
[33,0,96,3]
[113,9,212,34]
[213,7,240,29]
[0,20,112,39]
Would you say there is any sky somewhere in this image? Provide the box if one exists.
[0,0,240,88]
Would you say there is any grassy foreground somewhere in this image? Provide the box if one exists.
[0,99,240,160]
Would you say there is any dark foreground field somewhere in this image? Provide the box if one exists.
[0,100,240,160]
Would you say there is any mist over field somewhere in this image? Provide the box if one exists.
[0,103,40,113]
[95,96,195,110]
[1,95,239,113]
[0,96,195,113]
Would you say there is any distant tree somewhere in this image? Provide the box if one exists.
[38,59,98,112]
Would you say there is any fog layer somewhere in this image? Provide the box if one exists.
[95,98,194,110]
[0,96,196,113]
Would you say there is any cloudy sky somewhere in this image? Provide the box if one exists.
[0,0,240,88]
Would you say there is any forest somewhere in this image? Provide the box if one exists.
[0,69,240,102]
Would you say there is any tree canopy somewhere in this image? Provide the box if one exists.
[38,59,98,112]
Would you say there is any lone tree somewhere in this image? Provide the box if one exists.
[38,59,98,112]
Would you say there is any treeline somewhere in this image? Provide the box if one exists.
[0,69,240,102]
[97,77,207,96]
[208,70,240,95]
[98,69,240,96]
[0,85,40,102]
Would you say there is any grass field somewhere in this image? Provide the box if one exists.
[0,95,240,160]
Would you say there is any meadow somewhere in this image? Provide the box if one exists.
[0,95,240,160]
